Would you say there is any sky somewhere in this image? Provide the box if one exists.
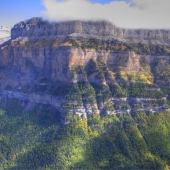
[0,0,44,26]
[0,0,170,29]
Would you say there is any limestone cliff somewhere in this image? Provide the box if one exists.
[0,17,170,122]
[11,17,170,45]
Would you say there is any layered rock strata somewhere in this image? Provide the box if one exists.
[0,18,170,121]
[11,18,170,45]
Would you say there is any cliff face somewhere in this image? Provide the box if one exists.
[12,18,170,45]
[0,38,142,83]
[0,18,170,121]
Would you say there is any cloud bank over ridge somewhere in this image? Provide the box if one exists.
[42,0,170,29]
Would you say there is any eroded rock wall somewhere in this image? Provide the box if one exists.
[11,18,170,45]
[0,18,170,122]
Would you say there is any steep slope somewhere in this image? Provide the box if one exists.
[0,99,170,169]
[0,17,170,119]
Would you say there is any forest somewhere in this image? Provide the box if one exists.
[0,97,170,169]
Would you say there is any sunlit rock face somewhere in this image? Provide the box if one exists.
[0,17,170,120]
[11,17,170,45]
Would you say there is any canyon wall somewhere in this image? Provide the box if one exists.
[11,17,170,45]
[0,18,170,121]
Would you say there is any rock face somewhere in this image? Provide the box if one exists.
[11,17,170,45]
[0,26,11,45]
[0,17,170,121]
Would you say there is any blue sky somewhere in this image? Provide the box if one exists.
[0,0,130,26]
[0,0,44,26]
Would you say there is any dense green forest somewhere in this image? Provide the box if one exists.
[0,98,170,169]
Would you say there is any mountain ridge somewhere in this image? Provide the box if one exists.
[11,17,170,45]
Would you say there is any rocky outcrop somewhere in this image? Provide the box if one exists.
[0,89,168,119]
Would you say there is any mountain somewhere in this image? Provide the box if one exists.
[0,26,11,44]
[0,17,169,116]
[0,17,170,169]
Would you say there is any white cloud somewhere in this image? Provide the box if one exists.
[42,0,170,29]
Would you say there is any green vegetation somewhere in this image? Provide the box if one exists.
[117,71,153,84]
[69,37,170,55]
[108,82,165,98]
[91,83,112,105]
[63,84,82,110]
[0,98,170,169]
[118,83,165,98]
[70,38,79,48]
